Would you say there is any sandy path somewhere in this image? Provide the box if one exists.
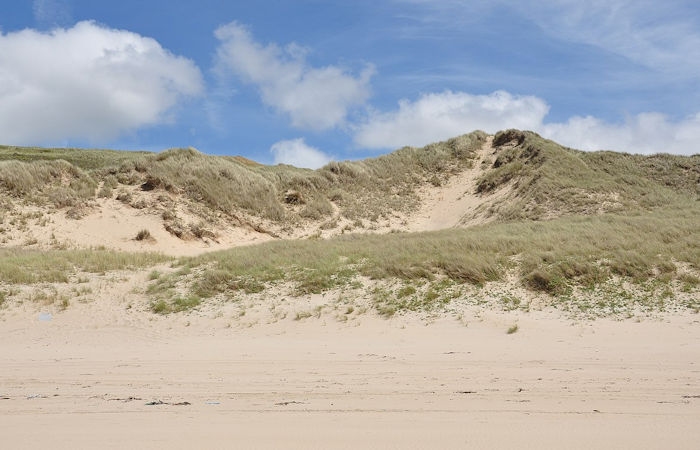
[1,310,699,449]
[409,136,505,231]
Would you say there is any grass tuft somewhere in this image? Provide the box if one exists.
[135,229,152,241]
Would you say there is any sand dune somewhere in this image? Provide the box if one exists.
[2,130,698,448]
[2,136,511,256]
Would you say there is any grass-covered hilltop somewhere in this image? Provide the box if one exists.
[1,130,698,320]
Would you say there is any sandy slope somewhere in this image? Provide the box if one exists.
[1,291,699,449]
[409,136,510,231]
[3,196,274,256]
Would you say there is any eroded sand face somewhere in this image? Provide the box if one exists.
[1,303,699,449]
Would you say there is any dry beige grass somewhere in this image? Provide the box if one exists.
[0,132,487,228]
[3,129,697,241]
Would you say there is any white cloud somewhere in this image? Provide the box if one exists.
[214,22,374,130]
[354,89,700,155]
[542,112,700,155]
[354,90,549,149]
[270,138,332,169]
[0,21,203,145]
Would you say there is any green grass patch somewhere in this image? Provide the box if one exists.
[478,129,699,221]
[0,248,170,284]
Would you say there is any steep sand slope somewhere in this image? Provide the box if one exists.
[408,136,511,231]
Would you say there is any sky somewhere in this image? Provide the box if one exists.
[1,0,699,167]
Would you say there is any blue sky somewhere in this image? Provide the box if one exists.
[1,0,699,165]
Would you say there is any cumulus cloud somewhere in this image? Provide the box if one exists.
[542,112,700,155]
[354,90,700,155]
[354,90,549,149]
[214,22,374,130]
[270,138,332,169]
[0,21,203,145]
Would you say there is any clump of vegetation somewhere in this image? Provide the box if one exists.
[300,197,334,220]
[477,129,699,221]
[370,282,458,317]
[189,222,216,240]
[0,289,12,306]
[507,324,519,334]
[150,300,170,314]
[0,248,170,284]
[97,176,118,198]
[135,229,152,241]
[0,159,96,207]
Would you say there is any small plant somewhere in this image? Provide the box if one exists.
[161,209,176,221]
[115,189,132,203]
[678,273,699,288]
[501,296,521,311]
[283,190,304,205]
[148,270,161,280]
[135,229,151,241]
[294,311,313,321]
[319,218,338,230]
[65,207,85,220]
[507,324,519,334]
[190,222,216,240]
[151,300,170,314]
[131,198,148,209]
[424,289,440,302]
[97,176,118,198]
[172,296,201,312]
[396,285,416,298]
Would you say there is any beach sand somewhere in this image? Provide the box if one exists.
[2,303,699,449]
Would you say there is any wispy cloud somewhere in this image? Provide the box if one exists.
[33,0,72,27]
[393,0,700,79]
[214,22,374,131]
[518,0,700,79]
